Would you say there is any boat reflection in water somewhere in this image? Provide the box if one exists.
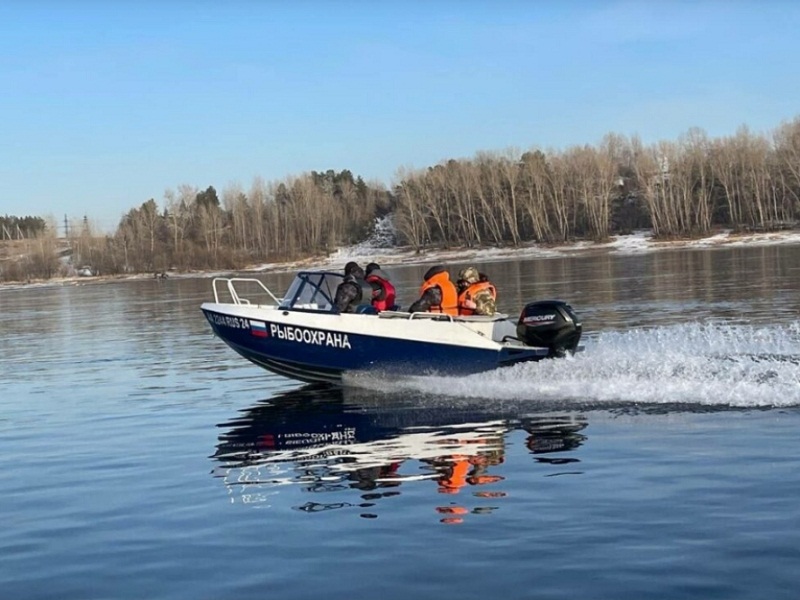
[212,385,588,523]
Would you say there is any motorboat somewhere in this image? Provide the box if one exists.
[201,271,582,384]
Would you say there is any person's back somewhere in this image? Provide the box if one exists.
[364,262,397,312]
[409,265,458,315]
[457,266,497,316]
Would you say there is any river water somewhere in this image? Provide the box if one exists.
[2,245,800,599]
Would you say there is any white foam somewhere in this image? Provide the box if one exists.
[348,322,800,408]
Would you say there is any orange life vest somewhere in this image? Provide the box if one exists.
[457,281,497,315]
[420,271,458,315]
[437,458,470,494]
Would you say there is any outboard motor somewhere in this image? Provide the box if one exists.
[517,300,582,358]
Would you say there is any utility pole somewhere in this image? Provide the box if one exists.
[64,214,69,239]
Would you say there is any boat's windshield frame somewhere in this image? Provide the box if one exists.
[279,271,344,312]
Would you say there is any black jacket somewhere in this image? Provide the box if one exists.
[334,274,376,312]
[408,286,442,313]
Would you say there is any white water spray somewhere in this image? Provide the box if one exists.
[349,322,800,408]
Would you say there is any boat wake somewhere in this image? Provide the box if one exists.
[344,322,800,408]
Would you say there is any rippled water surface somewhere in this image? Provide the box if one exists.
[2,245,800,599]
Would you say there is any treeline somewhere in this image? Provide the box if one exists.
[393,118,800,248]
[0,215,47,240]
[2,116,800,283]
[70,169,392,275]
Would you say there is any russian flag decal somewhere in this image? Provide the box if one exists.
[250,320,268,338]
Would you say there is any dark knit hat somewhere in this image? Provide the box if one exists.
[344,261,360,276]
[423,265,447,281]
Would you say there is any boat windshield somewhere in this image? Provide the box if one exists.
[279,271,344,312]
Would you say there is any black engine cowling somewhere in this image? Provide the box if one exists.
[517,300,582,358]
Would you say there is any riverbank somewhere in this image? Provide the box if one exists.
[3,228,800,290]
[247,228,800,273]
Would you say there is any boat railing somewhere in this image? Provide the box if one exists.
[212,277,282,306]
[379,310,509,323]
[376,310,456,322]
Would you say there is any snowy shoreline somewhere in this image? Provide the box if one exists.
[250,228,800,273]
[3,229,800,291]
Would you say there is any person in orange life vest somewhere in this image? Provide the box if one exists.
[364,262,397,312]
[466,462,505,486]
[408,265,459,315]
[456,266,497,316]
[435,455,471,494]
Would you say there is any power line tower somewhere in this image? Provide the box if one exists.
[64,214,70,239]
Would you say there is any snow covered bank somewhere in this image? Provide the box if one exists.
[248,228,800,274]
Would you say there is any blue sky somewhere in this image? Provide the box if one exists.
[2,1,799,232]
